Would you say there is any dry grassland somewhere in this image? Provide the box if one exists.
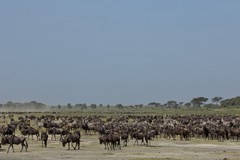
[0,134,240,160]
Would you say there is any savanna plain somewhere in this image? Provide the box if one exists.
[1,108,240,160]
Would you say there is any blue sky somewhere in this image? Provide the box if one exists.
[0,1,240,106]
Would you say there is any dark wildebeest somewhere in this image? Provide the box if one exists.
[41,132,48,148]
[108,133,121,150]
[48,127,67,141]
[133,132,145,145]
[99,135,110,150]
[144,132,154,146]
[28,127,40,140]
[3,127,14,136]
[81,122,96,135]
[121,133,129,147]
[1,135,28,153]
[7,123,18,135]
[203,125,210,140]
[62,131,81,150]
[21,127,39,140]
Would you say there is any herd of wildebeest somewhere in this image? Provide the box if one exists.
[0,112,240,153]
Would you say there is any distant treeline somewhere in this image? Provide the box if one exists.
[0,96,240,110]
[0,101,46,110]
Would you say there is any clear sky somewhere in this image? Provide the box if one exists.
[0,0,240,106]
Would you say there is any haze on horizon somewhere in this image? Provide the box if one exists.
[0,1,240,106]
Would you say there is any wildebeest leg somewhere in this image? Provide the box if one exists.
[104,142,109,150]
[21,143,24,152]
[25,140,28,152]
[110,142,114,150]
[36,135,39,141]
[74,142,78,150]
[74,141,79,150]
[134,139,137,145]
[145,138,148,146]
[104,142,106,149]
[142,138,145,145]
[68,142,70,150]
[112,141,116,150]
[42,140,46,148]
[124,140,127,147]
[112,142,115,150]
[20,139,27,152]
[45,140,47,148]
[107,142,110,150]
[109,142,112,150]
[71,142,76,150]
[118,140,121,150]
[76,140,80,150]
[12,144,14,152]
[60,135,62,141]
[7,144,14,153]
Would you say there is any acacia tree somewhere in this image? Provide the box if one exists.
[116,104,123,109]
[191,97,208,107]
[90,104,97,109]
[148,102,161,107]
[67,103,72,109]
[184,102,191,108]
[179,102,184,107]
[167,101,178,108]
[212,97,223,105]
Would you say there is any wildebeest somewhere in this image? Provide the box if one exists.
[108,132,121,150]
[29,127,40,140]
[81,122,96,135]
[20,127,40,140]
[121,133,129,147]
[1,135,28,153]
[3,126,14,136]
[132,132,145,145]
[0,125,6,136]
[48,127,68,141]
[62,131,81,150]
[99,135,110,150]
[41,132,48,148]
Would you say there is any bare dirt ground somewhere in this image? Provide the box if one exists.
[1,134,240,160]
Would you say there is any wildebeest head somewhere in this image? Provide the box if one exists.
[3,127,14,136]
[1,136,8,145]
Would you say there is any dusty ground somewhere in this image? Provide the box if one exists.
[1,134,240,160]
